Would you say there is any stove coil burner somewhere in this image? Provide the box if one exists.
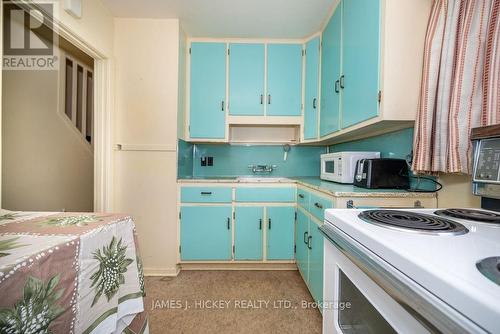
[435,208,500,224]
[476,257,500,286]
[358,210,469,235]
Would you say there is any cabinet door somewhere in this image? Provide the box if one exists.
[304,37,320,140]
[189,42,227,139]
[296,209,310,282]
[308,221,324,305]
[234,206,263,260]
[341,0,381,128]
[320,4,342,137]
[266,44,303,116]
[229,43,265,116]
[266,206,296,260]
[180,206,232,260]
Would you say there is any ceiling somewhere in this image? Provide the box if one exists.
[102,0,336,39]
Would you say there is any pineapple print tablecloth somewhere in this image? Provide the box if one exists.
[0,210,148,334]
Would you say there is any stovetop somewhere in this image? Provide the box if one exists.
[324,208,500,333]
[435,208,500,224]
[359,209,469,235]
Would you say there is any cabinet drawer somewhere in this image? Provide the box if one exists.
[297,188,311,209]
[309,193,333,221]
[235,187,296,202]
[181,187,232,203]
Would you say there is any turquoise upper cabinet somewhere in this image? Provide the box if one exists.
[266,44,303,116]
[304,37,320,140]
[189,42,227,139]
[320,4,342,137]
[296,209,310,281]
[229,44,265,116]
[180,206,232,261]
[234,206,263,260]
[341,0,381,128]
[266,206,296,260]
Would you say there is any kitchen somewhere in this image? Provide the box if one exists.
[1,0,499,333]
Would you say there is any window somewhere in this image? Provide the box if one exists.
[63,55,94,145]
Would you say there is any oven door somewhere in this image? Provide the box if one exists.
[323,240,431,334]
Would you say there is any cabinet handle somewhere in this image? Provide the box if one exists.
[267,94,271,105]
[259,219,262,230]
[227,218,230,230]
[313,98,317,109]
[340,75,345,89]
[260,94,264,105]
[303,231,309,244]
[335,80,340,94]
[268,218,272,230]
[298,194,305,199]
[200,192,212,195]
[221,100,225,111]
[314,202,323,209]
[307,236,312,250]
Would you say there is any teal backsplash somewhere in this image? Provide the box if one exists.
[179,128,433,189]
[329,128,414,160]
[330,128,435,190]
[177,139,194,178]
[177,141,326,178]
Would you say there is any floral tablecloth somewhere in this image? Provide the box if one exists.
[0,209,148,334]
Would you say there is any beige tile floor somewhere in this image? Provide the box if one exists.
[145,270,322,334]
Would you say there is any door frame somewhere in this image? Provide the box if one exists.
[1,1,113,211]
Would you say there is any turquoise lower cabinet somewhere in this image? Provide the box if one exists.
[234,207,263,260]
[235,187,296,203]
[308,221,324,305]
[296,192,327,307]
[229,43,265,116]
[181,187,232,203]
[189,42,227,139]
[341,0,381,128]
[180,206,232,261]
[320,4,342,137]
[266,44,303,116]
[266,206,296,260]
[297,188,311,209]
[304,37,320,140]
[296,209,310,281]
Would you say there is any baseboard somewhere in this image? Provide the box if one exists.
[180,262,298,271]
[144,266,180,277]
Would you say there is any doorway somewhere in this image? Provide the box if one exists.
[2,4,95,212]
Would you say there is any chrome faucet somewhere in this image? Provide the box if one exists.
[248,164,278,174]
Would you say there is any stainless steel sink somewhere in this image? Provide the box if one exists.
[236,177,292,183]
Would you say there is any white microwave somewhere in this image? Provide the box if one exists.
[320,152,380,184]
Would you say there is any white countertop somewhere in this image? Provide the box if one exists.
[177,176,437,198]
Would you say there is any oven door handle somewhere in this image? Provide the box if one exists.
[318,224,483,334]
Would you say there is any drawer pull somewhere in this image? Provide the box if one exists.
[268,218,272,230]
[307,236,312,250]
[303,231,309,244]
[298,194,305,199]
[259,219,262,230]
[200,192,212,195]
[227,218,230,230]
[314,202,323,209]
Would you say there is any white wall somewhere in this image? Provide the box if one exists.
[438,174,481,208]
[113,18,181,276]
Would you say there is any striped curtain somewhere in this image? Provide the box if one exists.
[413,0,500,174]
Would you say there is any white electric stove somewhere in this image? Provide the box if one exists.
[321,208,500,334]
